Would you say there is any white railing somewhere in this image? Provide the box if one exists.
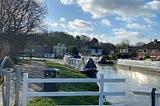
[133,88,160,106]
[117,59,160,70]
[23,73,125,106]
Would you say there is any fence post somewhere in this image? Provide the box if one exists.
[23,73,28,106]
[15,68,21,106]
[99,74,104,106]
[5,71,11,106]
[151,88,156,106]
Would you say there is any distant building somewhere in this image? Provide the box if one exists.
[20,46,55,58]
[137,39,160,58]
[31,46,54,58]
[115,45,137,59]
[91,48,102,56]
[53,43,67,58]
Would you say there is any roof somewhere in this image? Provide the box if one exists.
[84,58,97,70]
[139,39,160,49]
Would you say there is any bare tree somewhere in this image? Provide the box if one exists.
[0,0,46,36]
[0,0,46,58]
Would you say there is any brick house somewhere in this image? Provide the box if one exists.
[114,45,137,59]
[137,39,160,58]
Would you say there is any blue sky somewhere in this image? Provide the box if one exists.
[40,0,160,45]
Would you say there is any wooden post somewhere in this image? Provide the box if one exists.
[99,74,104,106]
[23,73,28,106]
[15,68,21,106]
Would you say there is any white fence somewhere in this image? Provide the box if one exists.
[23,73,125,106]
[133,88,160,106]
[117,59,160,69]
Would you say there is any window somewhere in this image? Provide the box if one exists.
[151,49,155,53]
[143,49,147,52]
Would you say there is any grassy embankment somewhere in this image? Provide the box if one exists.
[24,60,111,105]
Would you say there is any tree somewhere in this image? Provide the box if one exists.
[0,0,45,36]
[0,0,46,58]
[135,42,145,47]
[68,46,79,58]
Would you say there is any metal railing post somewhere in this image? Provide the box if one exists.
[5,72,11,106]
[15,68,21,106]
[99,74,104,106]
[151,88,156,106]
[0,56,10,106]
[23,73,28,106]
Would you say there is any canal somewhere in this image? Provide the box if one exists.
[97,64,160,106]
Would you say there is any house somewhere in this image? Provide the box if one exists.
[137,39,160,58]
[19,46,55,58]
[114,45,137,59]
[31,46,54,58]
[53,43,67,58]
[91,47,102,56]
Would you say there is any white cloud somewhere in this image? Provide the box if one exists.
[145,0,160,10]
[101,19,111,26]
[60,0,74,5]
[68,19,93,31]
[77,0,160,18]
[43,21,60,27]
[52,22,59,27]
[60,23,67,29]
[127,23,149,30]
[60,17,66,22]
[64,29,150,45]
[143,18,158,26]
[115,16,136,23]
[110,28,149,45]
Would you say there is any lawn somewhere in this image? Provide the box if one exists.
[27,60,111,105]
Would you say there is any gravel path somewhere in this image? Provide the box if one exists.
[0,60,47,106]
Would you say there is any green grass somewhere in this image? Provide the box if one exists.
[28,60,111,105]
[18,58,30,65]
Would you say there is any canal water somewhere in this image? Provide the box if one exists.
[97,64,160,106]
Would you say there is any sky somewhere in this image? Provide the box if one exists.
[40,0,160,45]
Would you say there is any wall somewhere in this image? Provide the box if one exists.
[117,59,160,73]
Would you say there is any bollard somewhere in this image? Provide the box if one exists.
[151,88,156,106]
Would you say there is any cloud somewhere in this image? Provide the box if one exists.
[110,28,149,45]
[145,0,160,10]
[64,28,149,45]
[77,0,160,18]
[143,18,158,26]
[52,22,59,27]
[115,16,136,23]
[60,17,66,22]
[101,19,111,26]
[126,23,149,30]
[68,19,93,31]
[60,0,74,5]
[44,21,59,27]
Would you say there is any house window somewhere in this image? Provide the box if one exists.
[151,49,155,53]
[143,50,147,52]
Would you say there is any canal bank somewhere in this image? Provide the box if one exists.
[116,59,160,73]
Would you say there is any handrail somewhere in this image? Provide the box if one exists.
[0,56,10,70]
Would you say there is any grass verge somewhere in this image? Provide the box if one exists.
[27,60,111,105]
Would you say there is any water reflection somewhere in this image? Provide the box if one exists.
[97,64,160,106]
